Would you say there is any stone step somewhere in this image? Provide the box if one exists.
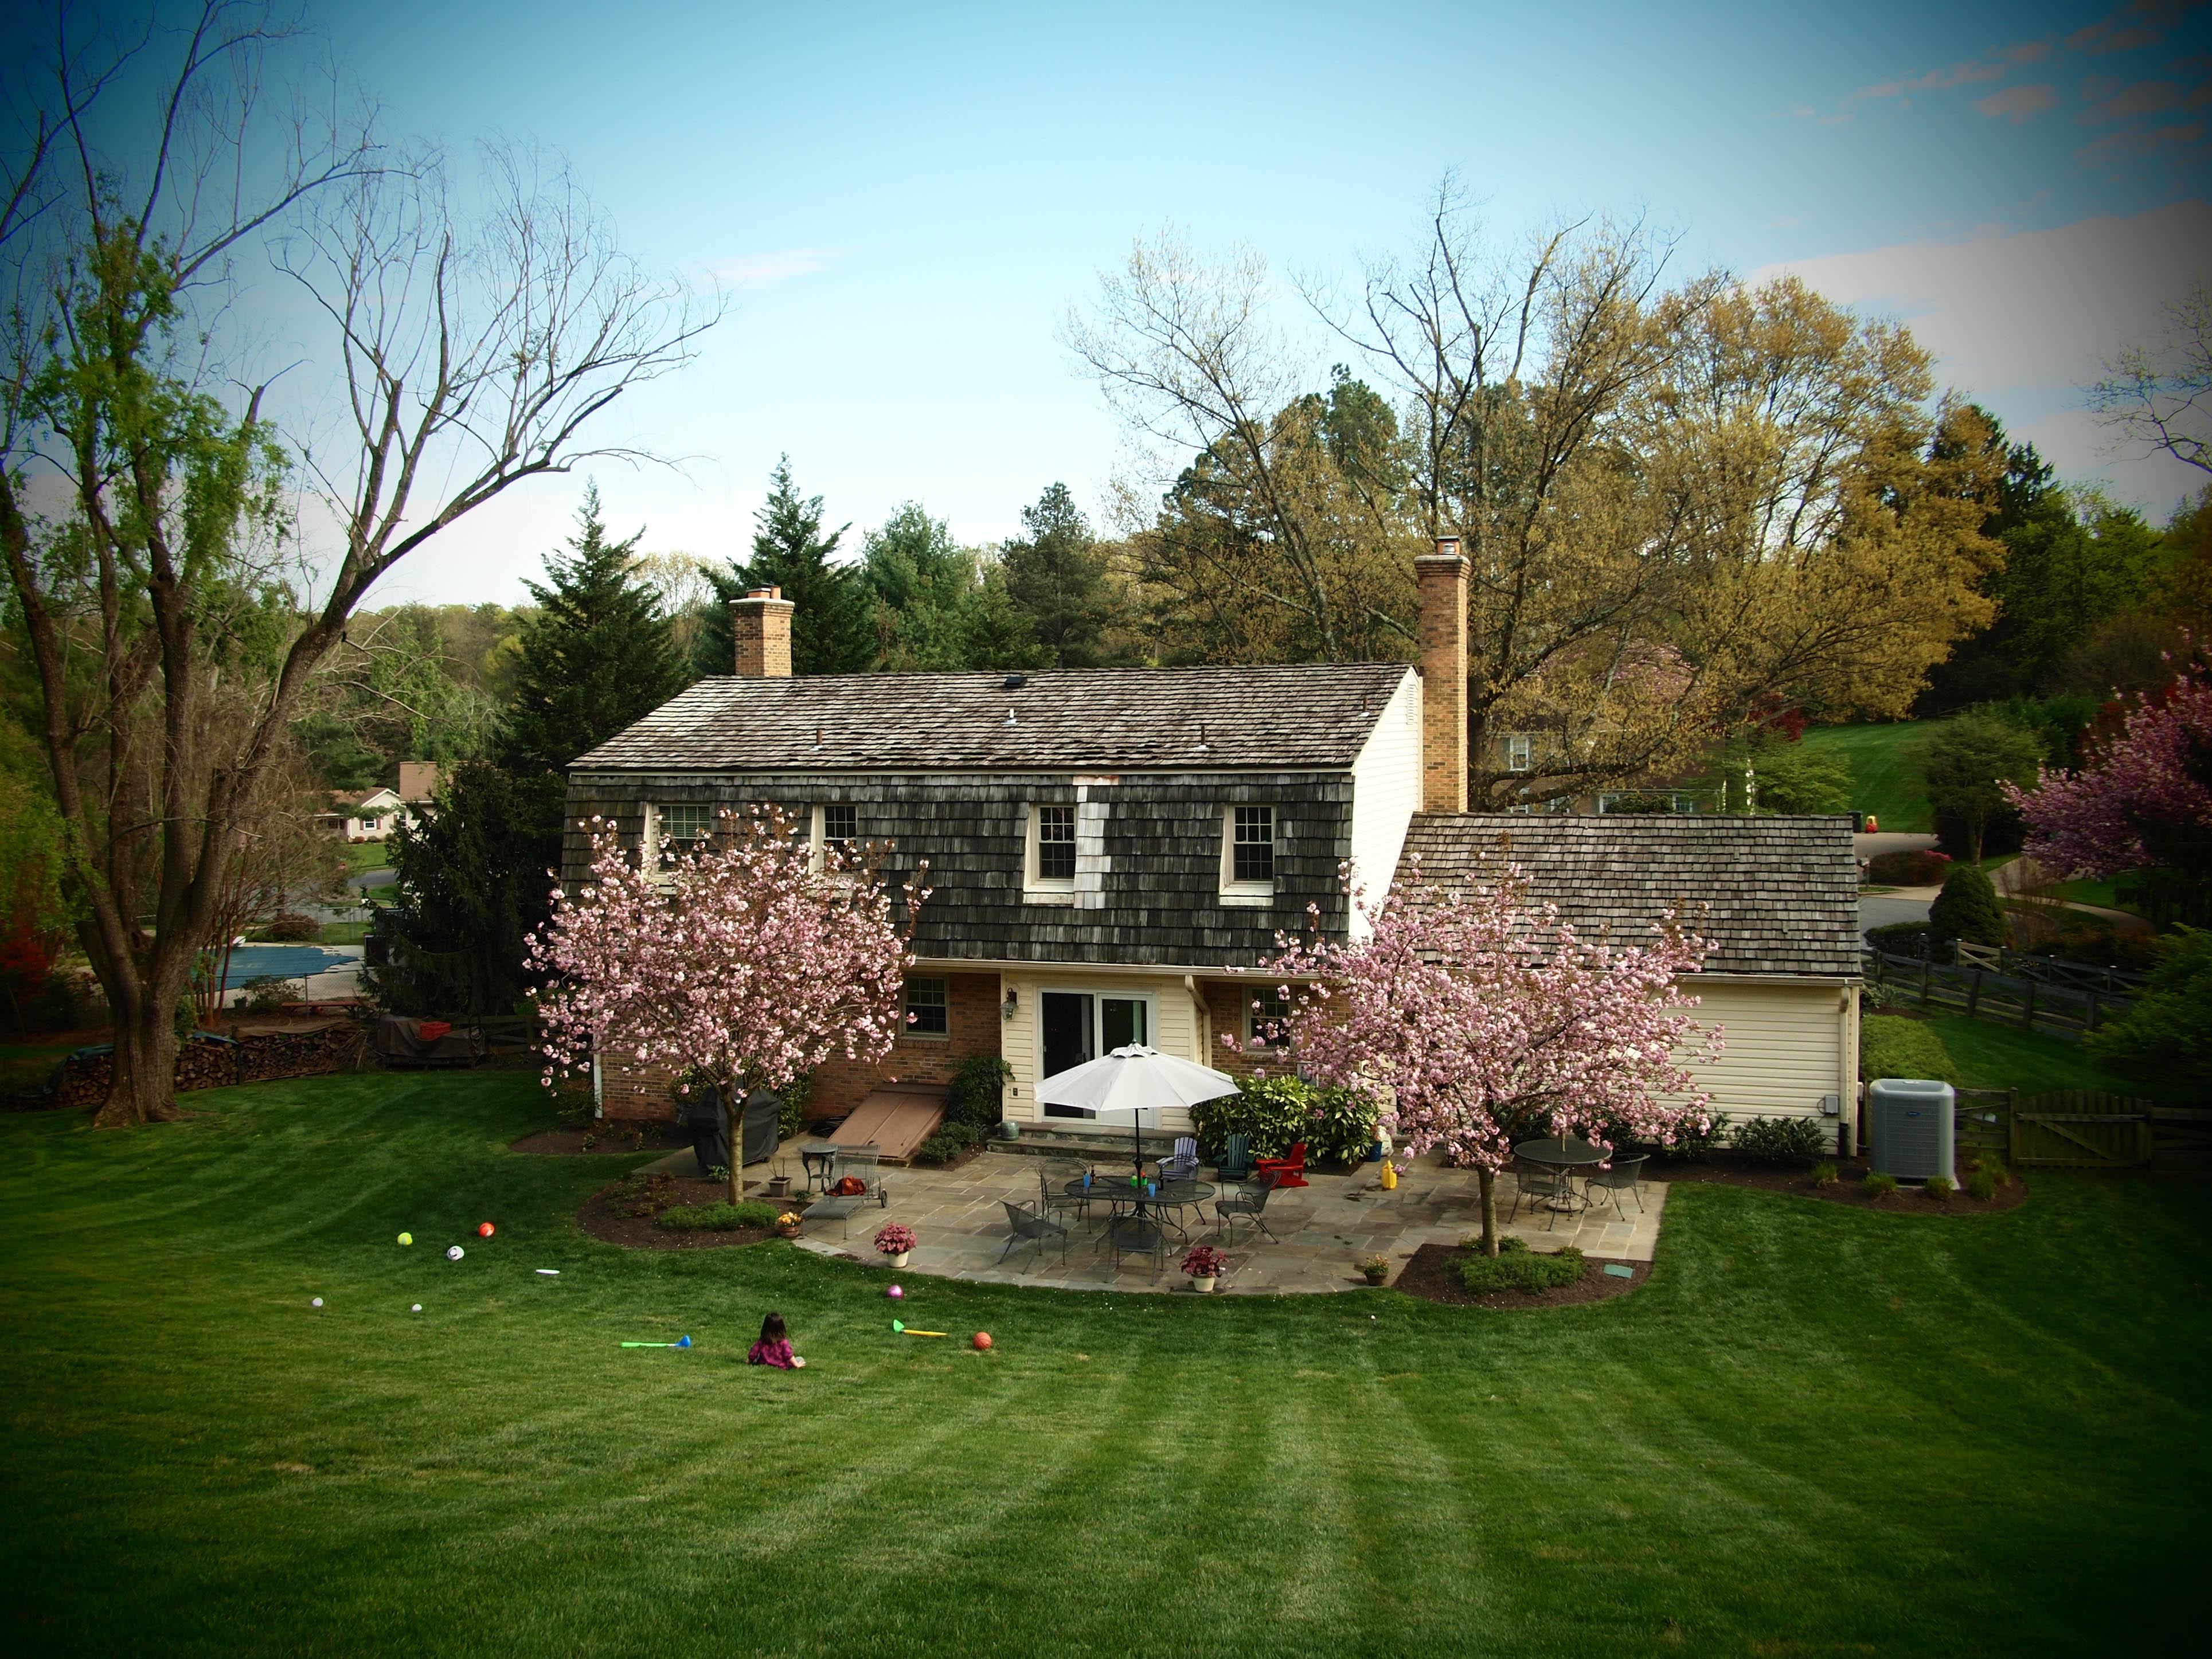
[992,1122,1180,1162]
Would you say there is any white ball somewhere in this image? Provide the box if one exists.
[447,1245,464,1261]
[411,1303,422,1312]
[311,1297,323,1308]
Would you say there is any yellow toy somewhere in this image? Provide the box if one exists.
[1379,1161,1398,1191]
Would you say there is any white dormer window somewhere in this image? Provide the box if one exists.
[661,803,716,847]
[1024,803,1077,904]
[811,802,858,868]
[1220,804,1275,905]
[1505,733,1534,773]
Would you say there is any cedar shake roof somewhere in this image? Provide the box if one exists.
[574,663,1417,773]
[1397,813,1861,977]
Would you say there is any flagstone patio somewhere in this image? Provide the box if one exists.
[772,1147,1666,1293]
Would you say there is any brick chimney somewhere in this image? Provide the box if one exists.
[730,585,794,678]
[1415,538,1468,813]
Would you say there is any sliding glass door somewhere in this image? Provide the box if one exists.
[1038,989,1152,1117]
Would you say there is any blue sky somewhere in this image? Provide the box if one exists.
[301,0,2212,604]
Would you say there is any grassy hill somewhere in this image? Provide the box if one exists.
[1801,721,1934,831]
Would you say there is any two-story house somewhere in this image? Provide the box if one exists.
[566,544,1862,1155]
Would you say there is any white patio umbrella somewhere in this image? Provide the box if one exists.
[1035,1044,1240,1177]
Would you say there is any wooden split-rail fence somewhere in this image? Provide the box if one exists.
[1937,1087,2209,1169]
[1863,946,2138,1042]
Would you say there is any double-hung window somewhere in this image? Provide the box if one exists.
[820,803,857,855]
[903,976,948,1037]
[1504,733,1534,773]
[1248,990,1292,1049]
[1215,803,1277,906]
[1035,805,1076,881]
[661,803,717,847]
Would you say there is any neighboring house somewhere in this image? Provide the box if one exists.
[321,787,411,843]
[568,554,1861,1153]
[320,765,443,843]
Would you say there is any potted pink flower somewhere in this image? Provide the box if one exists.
[1179,1243,1229,1293]
[874,1222,917,1268]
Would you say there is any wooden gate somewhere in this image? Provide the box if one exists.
[2008,1091,2154,1167]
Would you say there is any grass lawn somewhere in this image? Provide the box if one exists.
[344,839,390,871]
[318,921,372,946]
[1802,722,1934,831]
[1862,1012,2166,1099]
[3,1073,2205,1656]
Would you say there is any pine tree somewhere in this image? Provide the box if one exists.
[691,458,874,676]
[1002,483,1117,668]
[1927,863,2005,953]
[498,484,687,774]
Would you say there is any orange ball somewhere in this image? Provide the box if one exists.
[477,1222,494,1238]
[971,1331,992,1351]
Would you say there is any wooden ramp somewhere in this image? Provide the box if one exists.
[831,1086,948,1163]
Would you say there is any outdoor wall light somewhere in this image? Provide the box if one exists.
[1001,988,1018,1020]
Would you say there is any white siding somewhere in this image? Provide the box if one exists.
[1002,969,1209,1133]
[1676,977,1854,1148]
[1346,667,1421,938]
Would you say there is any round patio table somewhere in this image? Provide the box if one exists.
[1512,1137,1606,1214]
[1064,1177,1215,1239]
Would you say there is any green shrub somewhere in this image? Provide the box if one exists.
[1865,920,1933,958]
[1458,1245,1584,1293]
[914,1121,983,1165]
[1964,1166,2000,1202]
[1866,849,1952,886]
[1647,1113,1726,1160]
[261,913,323,942]
[1928,864,2005,951]
[2085,925,2212,1085]
[1862,1172,1898,1199]
[1460,1233,1530,1253]
[1812,1161,1838,1187]
[658,1200,781,1231]
[239,975,294,1015]
[1923,1174,1955,1201]
[777,1073,812,1140]
[945,1055,1012,1129]
[1731,1114,1827,1166]
[1860,1015,1959,1087]
[1190,1074,1377,1165]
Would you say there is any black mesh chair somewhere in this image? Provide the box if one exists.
[1104,1212,1163,1279]
[1213,1170,1279,1243]
[1582,1153,1648,1217]
[999,1200,1069,1271]
[1039,1160,1092,1228]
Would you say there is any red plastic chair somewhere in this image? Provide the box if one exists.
[1254,1141,1308,1189]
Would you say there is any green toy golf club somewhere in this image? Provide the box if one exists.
[621,1336,693,1348]
[892,1319,945,1337]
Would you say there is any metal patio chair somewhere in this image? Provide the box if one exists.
[1039,1159,1092,1228]
[1581,1153,1648,1218]
[1214,1170,1280,1243]
[1103,1212,1163,1280]
[999,1200,1069,1271]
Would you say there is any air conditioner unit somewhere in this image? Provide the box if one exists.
[1868,1078,1955,1183]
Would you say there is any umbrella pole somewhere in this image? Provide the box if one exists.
[1132,1115,1143,1180]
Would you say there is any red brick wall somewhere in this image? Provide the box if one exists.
[600,971,1003,1122]
[1204,981,1276,1081]
[811,972,1002,1116]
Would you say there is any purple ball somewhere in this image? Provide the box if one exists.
[886,1283,904,1301]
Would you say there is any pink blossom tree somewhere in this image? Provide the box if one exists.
[529,805,929,1202]
[2008,649,2212,924]
[1251,858,1722,1254]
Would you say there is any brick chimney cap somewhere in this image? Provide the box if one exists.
[742,585,785,601]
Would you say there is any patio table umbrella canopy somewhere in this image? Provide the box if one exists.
[1035,1044,1240,1176]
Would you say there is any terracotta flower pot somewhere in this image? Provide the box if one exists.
[777,1224,802,1239]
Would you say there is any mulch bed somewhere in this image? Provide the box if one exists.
[513,1120,691,1156]
[1393,1243,1648,1310]
[1651,1154,2029,1215]
[576,1172,791,1250]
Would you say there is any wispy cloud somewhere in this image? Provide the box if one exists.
[1978,84,2062,123]
[706,248,841,287]
[2068,0,2205,56]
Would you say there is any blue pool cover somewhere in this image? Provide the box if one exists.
[212,945,356,989]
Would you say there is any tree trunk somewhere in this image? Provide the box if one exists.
[96,1000,186,1127]
[727,1076,745,1206]
[1478,1167,1500,1257]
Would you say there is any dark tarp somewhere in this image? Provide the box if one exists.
[373,1015,488,1069]
[741,1091,783,1167]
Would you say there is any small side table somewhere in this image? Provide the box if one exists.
[799,1141,842,1194]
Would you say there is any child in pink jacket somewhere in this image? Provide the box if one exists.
[747,1311,805,1369]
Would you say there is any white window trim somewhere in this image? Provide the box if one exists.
[1218,804,1276,906]
[642,802,669,882]
[902,975,951,1042]
[1247,991,1292,1050]
[1023,801,1076,906]
[1504,733,1534,773]
[1034,987,1158,1113]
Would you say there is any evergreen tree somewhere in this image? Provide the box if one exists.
[1927,863,2005,954]
[1002,483,1117,668]
[366,761,565,1016]
[861,502,1045,671]
[497,485,686,773]
[691,458,873,676]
